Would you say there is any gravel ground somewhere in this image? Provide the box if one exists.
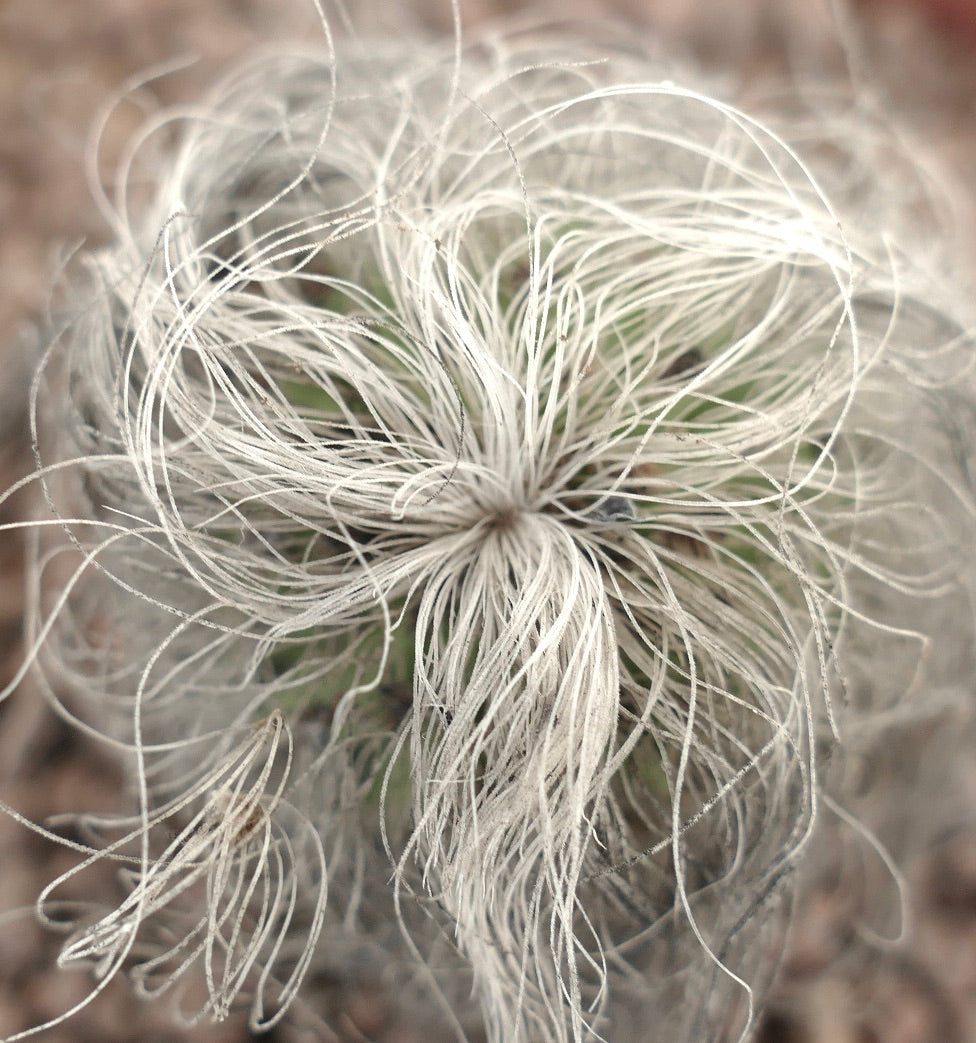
[1,2,974,1040]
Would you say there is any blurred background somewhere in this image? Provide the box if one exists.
[0,1,974,1039]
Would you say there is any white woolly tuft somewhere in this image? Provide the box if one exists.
[3,16,975,1043]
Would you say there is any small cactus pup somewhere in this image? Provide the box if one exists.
[4,19,974,1043]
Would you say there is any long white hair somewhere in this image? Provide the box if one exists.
[4,10,975,1042]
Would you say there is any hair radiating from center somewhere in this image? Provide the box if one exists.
[5,18,974,1043]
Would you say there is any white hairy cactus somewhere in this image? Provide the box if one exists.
[2,10,974,1043]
